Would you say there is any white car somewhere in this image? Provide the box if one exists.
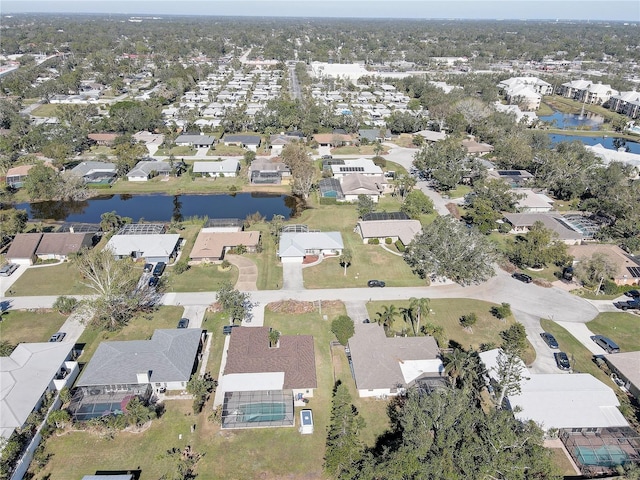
[0,263,19,277]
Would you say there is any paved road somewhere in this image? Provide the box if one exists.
[288,66,302,101]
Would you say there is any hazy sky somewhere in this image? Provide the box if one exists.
[2,0,639,21]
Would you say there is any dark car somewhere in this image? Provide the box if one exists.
[554,352,571,370]
[143,263,153,273]
[540,332,559,349]
[368,280,386,288]
[512,272,533,283]
[49,332,66,342]
[177,318,189,329]
[152,262,166,277]
[222,324,238,335]
[148,276,159,287]
[0,263,19,277]
[591,335,620,353]
[624,289,640,298]
[321,154,333,160]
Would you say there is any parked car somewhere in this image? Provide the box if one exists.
[367,280,386,288]
[222,324,238,335]
[512,272,532,283]
[540,332,559,349]
[143,263,154,273]
[152,262,166,277]
[148,276,159,287]
[0,263,19,277]
[49,332,66,342]
[554,352,571,370]
[624,289,640,298]
[591,335,620,354]
[321,154,333,160]
[613,299,640,310]
[177,318,189,329]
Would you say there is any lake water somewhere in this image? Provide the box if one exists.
[539,111,604,130]
[548,134,640,154]
[16,193,297,223]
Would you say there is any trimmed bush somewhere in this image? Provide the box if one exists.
[372,156,387,168]
[331,315,355,346]
[368,238,380,245]
[395,239,405,252]
[385,237,393,245]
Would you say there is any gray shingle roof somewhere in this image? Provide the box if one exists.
[77,329,202,387]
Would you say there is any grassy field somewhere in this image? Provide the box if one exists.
[540,319,611,385]
[108,175,246,195]
[6,263,93,297]
[207,145,246,156]
[168,263,238,292]
[30,104,60,117]
[331,145,390,155]
[587,312,640,352]
[367,298,536,364]
[0,309,68,345]
[154,146,195,156]
[245,223,282,290]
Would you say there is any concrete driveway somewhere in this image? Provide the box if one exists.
[0,264,28,296]
[225,254,258,291]
[181,305,207,329]
[282,262,304,290]
[554,321,603,355]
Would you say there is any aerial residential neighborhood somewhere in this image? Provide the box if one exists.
[1,3,640,480]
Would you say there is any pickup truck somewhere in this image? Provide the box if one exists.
[613,299,640,310]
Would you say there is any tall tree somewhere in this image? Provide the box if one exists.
[404,216,497,285]
[412,136,469,192]
[508,221,570,269]
[339,249,353,276]
[356,194,376,218]
[324,381,365,479]
[281,143,314,199]
[574,252,617,294]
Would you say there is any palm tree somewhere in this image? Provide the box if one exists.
[444,349,469,386]
[400,305,417,336]
[375,304,399,332]
[409,297,430,335]
[339,249,353,276]
[268,328,281,347]
[373,141,384,157]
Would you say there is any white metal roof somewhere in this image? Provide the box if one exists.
[105,234,180,258]
[222,372,285,392]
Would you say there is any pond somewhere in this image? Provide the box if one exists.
[539,111,605,130]
[548,134,640,155]
[16,193,298,223]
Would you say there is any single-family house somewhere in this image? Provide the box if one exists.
[126,160,172,182]
[1,342,79,442]
[487,169,534,187]
[479,349,628,431]
[330,158,383,179]
[174,134,216,148]
[190,230,261,263]
[514,189,555,213]
[358,128,392,143]
[605,351,640,400]
[568,244,640,286]
[218,326,317,429]
[35,232,94,261]
[70,161,118,185]
[348,322,443,398]
[462,138,494,156]
[249,159,291,184]
[5,165,35,189]
[222,134,261,151]
[278,231,344,263]
[72,329,204,420]
[87,133,119,146]
[356,219,422,245]
[340,174,384,202]
[192,159,240,177]
[268,134,303,155]
[312,133,355,147]
[502,213,583,245]
[105,234,181,264]
[5,233,44,265]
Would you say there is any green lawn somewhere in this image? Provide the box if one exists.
[445,185,472,199]
[207,144,246,156]
[587,312,640,352]
[246,223,282,290]
[6,263,93,297]
[167,264,238,292]
[367,298,536,364]
[30,104,60,117]
[155,146,195,156]
[540,319,611,385]
[331,145,390,155]
[109,175,246,195]
[0,309,67,345]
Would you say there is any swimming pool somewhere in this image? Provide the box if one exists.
[240,402,287,423]
[575,445,629,467]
